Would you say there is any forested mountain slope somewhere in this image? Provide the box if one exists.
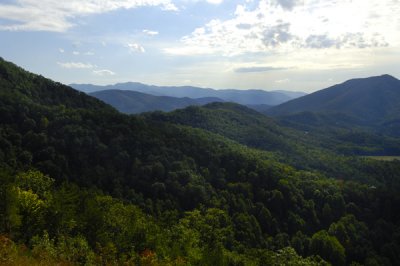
[149,102,290,151]
[267,75,400,136]
[1,57,400,265]
[268,75,400,119]
[149,102,400,173]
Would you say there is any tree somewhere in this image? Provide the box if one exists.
[11,170,54,242]
[309,230,345,266]
[269,247,328,266]
[328,215,371,263]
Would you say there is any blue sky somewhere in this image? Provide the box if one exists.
[0,0,399,92]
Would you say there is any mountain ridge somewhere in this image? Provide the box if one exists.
[89,89,224,114]
[266,74,400,136]
[71,82,306,106]
[268,74,400,118]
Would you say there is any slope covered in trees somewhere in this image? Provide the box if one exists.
[1,57,400,265]
[149,102,400,177]
[267,75,400,136]
[268,75,400,119]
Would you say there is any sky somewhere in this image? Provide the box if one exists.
[0,0,399,92]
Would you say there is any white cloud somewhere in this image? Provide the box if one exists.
[59,48,64,53]
[206,0,224,4]
[275,78,290,83]
[143,29,159,36]
[58,61,114,76]
[235,66,288,73]
[127,43,145,53]
[164,0,400,59]
[0,0,177,32]
[273,0,302,10]
[72,51,80,55]
[184,0,224,5]
[57,62,95,69]
[93,69,116,76]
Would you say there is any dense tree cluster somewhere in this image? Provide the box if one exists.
[148,103,400,185]
[1,57,400,265]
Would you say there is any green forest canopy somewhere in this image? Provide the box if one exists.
[1,57,400,265]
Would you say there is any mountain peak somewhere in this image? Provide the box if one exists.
[267,74,400,122]
[378,74,397,79]
[345,74,399,84]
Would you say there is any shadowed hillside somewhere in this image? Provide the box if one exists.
[267,75,400,136]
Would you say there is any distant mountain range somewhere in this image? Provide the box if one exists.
[71,82,306,106]
[89,90,224,114]
[267,74,400,136]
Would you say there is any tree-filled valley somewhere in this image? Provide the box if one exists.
[1,57,400,265]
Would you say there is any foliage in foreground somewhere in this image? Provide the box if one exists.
[0,170,330,265]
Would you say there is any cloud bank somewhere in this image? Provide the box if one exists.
[165,0,398,56]
[57,62,95,69]
[0,0,177,32]
[93,69,116,76]
[127,43,146,53]
[235,66,287,73]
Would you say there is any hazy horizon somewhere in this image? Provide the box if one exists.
[1,0,399,93]
[68,73,398,94]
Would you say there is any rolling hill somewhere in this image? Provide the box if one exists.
[89,89,223,114]
[148,101,400,170]
[71,82,305,106]
[148,102,298,152]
